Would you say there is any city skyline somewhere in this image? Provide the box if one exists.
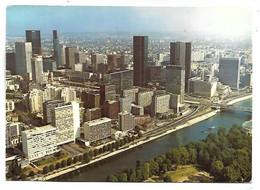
[6,6,252,37]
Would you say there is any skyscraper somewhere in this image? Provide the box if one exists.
[15,42,32,79]
[31,55,44,84]
[170,42,191,92]
[26,30,41,55]
[219,58,240,89]
[53,30,61,67]
[166,65,185,104]
[133,36,148,87]
[65,47,78,69]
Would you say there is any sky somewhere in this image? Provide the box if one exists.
[6,6,252,37]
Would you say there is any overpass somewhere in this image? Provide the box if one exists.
[211,104,252,113]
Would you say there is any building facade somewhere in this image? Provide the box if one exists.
[118,111,135,132]
[65,47,78,69]
[133,36,148,87]
[22,125,57,160]
[83,117,112,143]
[26,30,41,55]
[166,65,185,104]
[31,55,44,84]
[219,58,240,89]
[43,100,65,124]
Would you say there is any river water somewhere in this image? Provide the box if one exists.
[52,98,252,182]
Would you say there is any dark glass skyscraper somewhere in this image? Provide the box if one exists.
[133,36,148,87]
[26,30,41,55]
[53,30,61,67]
[170,42,191,92]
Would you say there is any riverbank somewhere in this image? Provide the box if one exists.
[44,110,217,181]
[226,94,252,105]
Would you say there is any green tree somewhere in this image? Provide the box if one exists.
[43,166,49,174]
[223,165,240,182]
[67,157,73,166]
[55,162,61,169]
[61,160,67,167]
[49,164,55,171]
[138,132,142,138]
[99,148,103,154]
[89,150,94,158]
[103,145,108,152]
[29,171,35,177]
[162,164,168,173]
[74,156,79,163]
[136,169,143,182]
[141,163,150,179]
[118,172,128,182]
[210,160,224,180]
[129,169,137,182]
[164,175,172,182]
[94,149,99,156]
[107,174,118,182]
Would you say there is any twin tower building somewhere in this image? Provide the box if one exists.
[133,36,191,105]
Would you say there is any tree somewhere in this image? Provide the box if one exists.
[162,164,168,173]
[107,174,118,182]
[164,175,172,182]
[29,171,35,177]
[61,160,67,167]
[43,166,49,174]
[141,163,150,179]
[94,149,99,156]
[165,159,172,168]
[129,169,137,182]
[210,160,224,181]
[103,145,108,152]
[118,172,128,182]
[136,160,141,169]
[67,157,73,166]
[74,156,79,163]
[49,164,55,171]
[148,159,159,175]
[138,132,142,138]
[108,144,112,151]
[55,162,61,169]
[20,174,27,181]
[99,148,103,154]
[136,169,143,182]
[89,150,94,158]
[222,165,240,182]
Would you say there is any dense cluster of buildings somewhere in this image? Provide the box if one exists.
[5,29,252,164]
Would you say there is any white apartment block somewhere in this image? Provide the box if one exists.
[84,117,112,143]
[22,125,57,161]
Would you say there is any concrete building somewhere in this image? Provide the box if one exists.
[29,89,44,113]
[6,100,15,112]
[131,104,144,116]
[100,84,116,106]
[219,58,240,89]
[103,70,134,94]
[75,52,87,64]
[120,96,132,113]
[31,55,44,84]
[72,63,83,72]
[91,54,104,72]
[65,47,78,69]
[6,53,16,75]
[123,88,139,103]
[59,44,66,66]
[43,100,65,124]
[6,122,22,148]
[26,30,41,55]
[51,102,80,145]
[118,54,130,69]
[107,54,117,71]
[188,77,217,97]
[240,73,252,88]
[81,91,100,109]
[53,30,61,67]
[136,91,154,111]
[151,93,171,116]
[61,87,77,103]
[86,107,102,121]
[43,58,57,72]
[22,125,57,160]
[133,36,148,87]
[170,94,181,113]
[118,111,135,132]
[15,42,32,79]
[166,65,185,104]
[148,66,163,83]
[170,42,191,92]
[103,100,120,119]
[83,117,112,143]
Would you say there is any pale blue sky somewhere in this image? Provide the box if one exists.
[6,6,252,37]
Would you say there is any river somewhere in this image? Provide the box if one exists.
[51,98,252,182]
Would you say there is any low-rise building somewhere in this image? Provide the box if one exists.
[83,117,112,143]
[21,125,57,161]
[188,77,217,97]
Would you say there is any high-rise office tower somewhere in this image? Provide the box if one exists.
[60,44,66,66]
[26,30,41,55]
[43,100,65,124]
[65,47,78,69]
[15,42,32,79]
[107,54,117,71]
[166,65,185,104]
[91,54,104,72]
[6,52,16,75]
[31,55,44,84]
[170,42,191,92]
[53,30,61,67]
[219,58,240,89]
[133,36,148,87]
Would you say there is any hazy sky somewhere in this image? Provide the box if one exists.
[6,6,252,37]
